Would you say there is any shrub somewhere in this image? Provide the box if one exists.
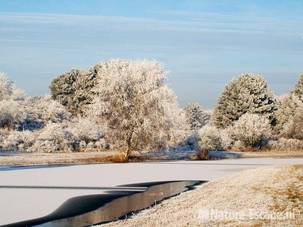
[67,118,105,142]
[196,125,222,159]
[213,73,276,128]
[66,117,108,151]
[0,129,9,150]
[0,100,25,130]
[219,128,233,150]
[50,69,98,114]
[1,130,37,152]
[184,103,210,130]
[268,138,303,151]
[19,96,71,131]
[30,123,79,153]
[229,113,272,148]
[88,59,186,157]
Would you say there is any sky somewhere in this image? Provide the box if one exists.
[0,0,303,108]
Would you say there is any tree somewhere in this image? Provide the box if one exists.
[280,106,303,140]
[0,73,25,129]
[50,69,97,114]
[197,125,222,159]
[0,72,24,101]
[292,74,303,102]
[273,94,302,135]
[274,74,303,136]
[184,103,210,130]
[87,59,186,158]
[212,73,276,128]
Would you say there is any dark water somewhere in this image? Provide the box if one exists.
[0,164,71,171]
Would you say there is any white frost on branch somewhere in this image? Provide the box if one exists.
[87,59,187,155]
[0,72,24,101]
[229,113,272,148]
[184,103,210,130]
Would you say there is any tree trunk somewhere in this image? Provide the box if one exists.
[125,129,134,161]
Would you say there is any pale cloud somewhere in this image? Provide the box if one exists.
[0,12,287,34]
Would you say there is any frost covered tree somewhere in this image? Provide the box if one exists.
[213,73,276,128]
[280,106,303,140]
[0,73,25,129]
[184,103,210,130]
[197,125,222,159]
[50,69,97,114]
[229,113,272,148]
[0,72,24,101]
[274,94,302,136]
[88,59,186,158]
[292,74,303,102]
[274,74,303,136]
[275,74,303,139]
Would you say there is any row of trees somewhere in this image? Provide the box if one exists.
[0,60,187,159]
[50,59,187,157]
[193,73,303,158]
[0,60,303,160]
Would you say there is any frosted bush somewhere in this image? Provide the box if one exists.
[0,129,9,150]
[1,130,37,152]
[0,100,25,129]
[19,96,71,131]
[30,123,79,153]
[229,113,272,148]
[35,96,71,123]
[0,130,4,144]
[164,107,189,148]
[184,103,210,130]
[232,140,246,150]
[268,138,303,150]
[0,73,70,131]
[213,73,276,128]
[220,128,233,150]
[183,134,199,150]
[0,72,24,101]
[88,59,186,157]
[196,125,222,159]
[68,118,106,145]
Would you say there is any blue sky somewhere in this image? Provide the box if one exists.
[0,0,303,107]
